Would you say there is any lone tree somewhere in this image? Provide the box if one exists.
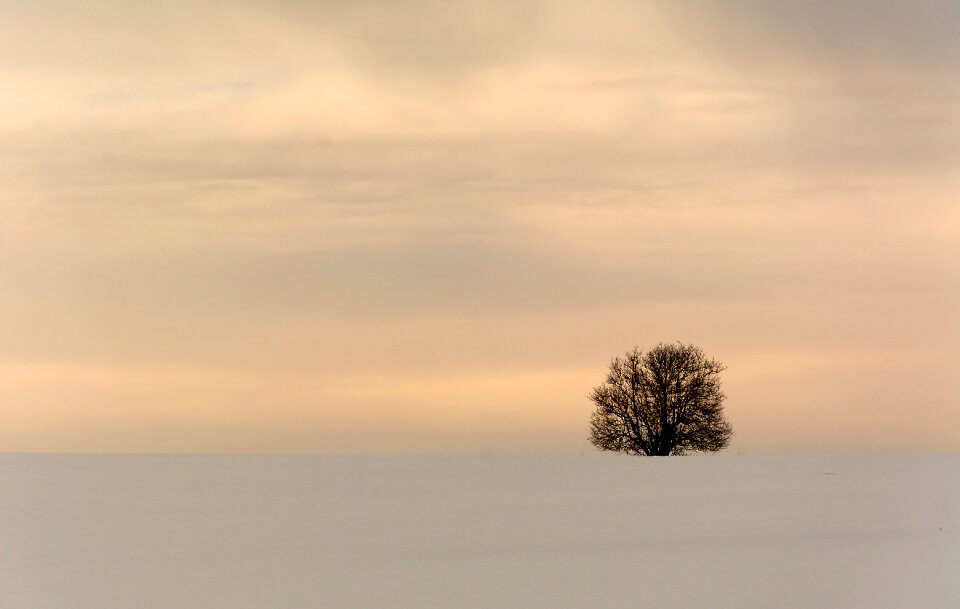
[589,343,733,456]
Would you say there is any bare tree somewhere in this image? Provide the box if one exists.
[589,343,733,456]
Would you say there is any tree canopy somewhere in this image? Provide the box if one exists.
[589,343,733,456]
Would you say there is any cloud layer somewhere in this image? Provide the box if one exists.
[2,1,958,453]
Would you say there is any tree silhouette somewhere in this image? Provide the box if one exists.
[589,343,733,456]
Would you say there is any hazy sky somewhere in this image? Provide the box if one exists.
[2,1,958,454]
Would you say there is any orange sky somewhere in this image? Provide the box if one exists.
[2,1,958,454]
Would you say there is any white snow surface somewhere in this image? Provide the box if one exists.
[1,453,958,608]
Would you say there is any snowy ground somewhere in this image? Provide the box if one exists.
[1,453,958,608]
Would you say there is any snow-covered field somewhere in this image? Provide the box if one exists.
[1,454,958,608]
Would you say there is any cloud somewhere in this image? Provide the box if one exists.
[1,0,958,453]
[656,1,960,74]
[250,0,545,75]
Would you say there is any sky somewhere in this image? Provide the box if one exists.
[1,0,958,454]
